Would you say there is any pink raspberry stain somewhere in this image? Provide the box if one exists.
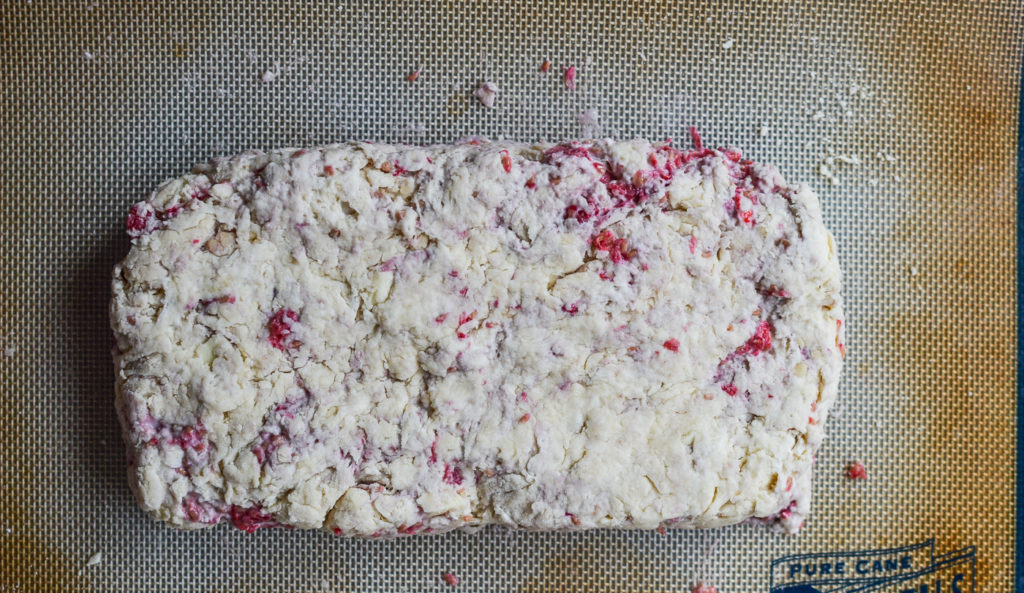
[732,188,756,225]
[500,149,512,173]
[721,384,739,396]
[229,505,280,533]
[663,338,680,352]
[689,235,698,255]
[443,572,460,587]
[563,66,576,90]
[776,500,797,521]
[443,464,464,486]
[183,494,222,524]
[846,460,867,481]
[252,431,285,465]
[267,309,300,351]
[171,423,207,453]
[692,583,718,593]
[561,303,580,316]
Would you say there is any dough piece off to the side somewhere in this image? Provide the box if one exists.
[110,136,844,536]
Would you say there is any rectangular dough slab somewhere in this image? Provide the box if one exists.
[110,137,844,535]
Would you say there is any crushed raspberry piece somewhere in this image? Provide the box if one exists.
[525,175,537,189]
[540,59,550,73]
[776,500,797,521]
[563,66,576,90]
[443,464,464,485]
[457,311,476,326]
[519,391,529,402]
[429,436,439,464]
[786,476,794,491]
[406,68,420,82]
[663,338,680,352]
[333,526,342,535]
[592,230,616,252]
[846,461,867,480]
[173,424,207,452]
[561,303,579,316]
[689,236,698,254]
[544,143,593,162]
[323,165,335,176]
[125,203,156,238]
[435,313,448,324]
[656,525,667,535]
[688,126,703,150]
[608,238,633,263]
[722,384,739,396]
[229,505,279,533]
[735,321,773,356]
[500,150,512,173]
[267,309,300,351]
[519,413,531,423]
[443,572,459,587]
[722,148,742,162]
[392,161,408,175]
[692,583,718,593]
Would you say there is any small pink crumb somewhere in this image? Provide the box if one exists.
[663,338,680,352]
[563,66,576,90]
[500,150,512,173]
[473,81,499,108]
[540,59,550,72]
[692,583,718,593]
[656,525,667,535]
[407,68,421,82]
[518,413,531,423]
[689,235,698,254]
[846,461,867,480]
[443,572,459,587]
[722,384,738,396]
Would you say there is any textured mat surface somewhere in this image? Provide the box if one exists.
[0,1,1020,591]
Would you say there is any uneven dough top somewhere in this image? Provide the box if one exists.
[111,137,843,535]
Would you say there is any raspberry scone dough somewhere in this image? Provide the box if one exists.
[111,134,844,535]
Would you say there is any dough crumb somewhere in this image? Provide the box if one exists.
[721,39,735,50]
[2,344,15,358]
[473,82,499,108]
[757,124,769,137]
[577,109,601,137]
[260,64,279,83]
[564,66,576,90]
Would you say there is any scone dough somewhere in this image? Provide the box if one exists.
[111,137,844,535]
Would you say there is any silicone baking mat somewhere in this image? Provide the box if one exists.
[1,1,1020,591]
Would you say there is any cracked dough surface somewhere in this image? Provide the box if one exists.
[110,138,844,535]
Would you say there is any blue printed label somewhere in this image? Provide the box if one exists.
[769,540,975,593]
